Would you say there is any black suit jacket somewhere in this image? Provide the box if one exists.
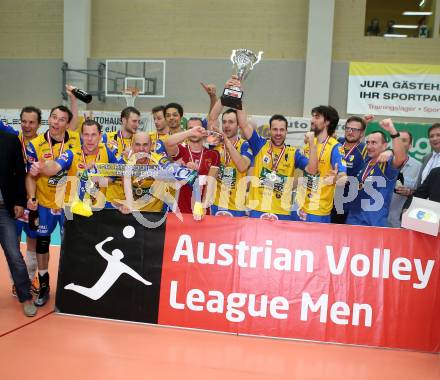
[0,131,27,217]
[403,167,440,209]
[412,167,440,203]
[416,152,433,187]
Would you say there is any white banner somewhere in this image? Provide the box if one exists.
[347,62,440,118]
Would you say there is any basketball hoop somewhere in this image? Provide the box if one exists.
[121,87,140,107]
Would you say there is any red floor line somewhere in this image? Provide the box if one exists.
[0,310,55,338]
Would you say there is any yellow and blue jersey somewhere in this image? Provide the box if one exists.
[102,131,132,204]
[18,131,39,168]
[296,137,346,216]
[102,131,132,158]
[149,132,169,153]
[55,143,120,207]
[26,130,81,209]
[337,137,367,214]
[337,137,367,177]
[213,138,254,211]
[247,130,308,216]
[125,154,165,213]
[16,131,41,237]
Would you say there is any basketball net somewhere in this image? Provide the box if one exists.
[122,87,140,107]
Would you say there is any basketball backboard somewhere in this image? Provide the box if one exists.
[105,59,166,98]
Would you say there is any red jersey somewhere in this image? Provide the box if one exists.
[172,144,220,214]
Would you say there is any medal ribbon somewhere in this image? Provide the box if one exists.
[223,138,240,166]
[153,132,159,151]
[343,141,360,160]
[20,135,28,161]
[118,130,129,152]
[79,147,102,201]
[318,136,330,162]
[46,130,65,159]
[81,147,101,173]
[188,147,205,171]
[361,159,377,184]
[268,142,286,173]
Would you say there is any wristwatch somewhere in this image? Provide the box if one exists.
[390,132,400,139]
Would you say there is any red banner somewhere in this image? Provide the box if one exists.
[159,214,440,352]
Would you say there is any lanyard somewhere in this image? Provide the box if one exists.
[268,142,286,173]
[46,131,65,159]
[118,130,131,152]
[20,135,28,161]
[188,147,205,171]
[153,132,159,150]
[318,136,330,161]
[361,159,377,184]
[343,141,360,160]
[81,148,100,172]
[223,138,239,166]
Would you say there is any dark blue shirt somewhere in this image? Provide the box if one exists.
[346,156,399,227]
[0,119,18,136]
[336,137,367,214]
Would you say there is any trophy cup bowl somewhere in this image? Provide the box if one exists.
[221,49,263,110]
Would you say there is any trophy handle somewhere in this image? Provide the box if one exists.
[230,50,237,64]
[255,51,263,65]
[250,51,264,69]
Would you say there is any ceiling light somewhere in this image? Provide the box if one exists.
[419,0,426,7]
[383,34,408,38]
[393,24,418,29]
[403,11,432,15]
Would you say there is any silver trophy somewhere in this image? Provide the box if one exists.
[221,49,263,110]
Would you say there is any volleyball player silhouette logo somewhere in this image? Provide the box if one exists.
[64,226,152,300]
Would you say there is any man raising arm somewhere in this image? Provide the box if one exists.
[207,95,253,216]
[227,77,318,221]
[346,119,407,227]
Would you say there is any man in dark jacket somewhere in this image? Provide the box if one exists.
[0,131,37,316]
[404,167,440,209]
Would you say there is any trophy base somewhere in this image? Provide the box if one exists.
[221,87,243,110]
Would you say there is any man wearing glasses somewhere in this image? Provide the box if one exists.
[331,116,367,224]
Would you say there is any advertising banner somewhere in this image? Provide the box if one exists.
[159,214,440,352]
[56,211,440,352]
[56,211,166,323]
[347,62,440,118]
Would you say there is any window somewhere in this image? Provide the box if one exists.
[365,0,435,38]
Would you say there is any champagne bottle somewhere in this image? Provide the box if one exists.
[71,88,92,104]
[28,198,39,231]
